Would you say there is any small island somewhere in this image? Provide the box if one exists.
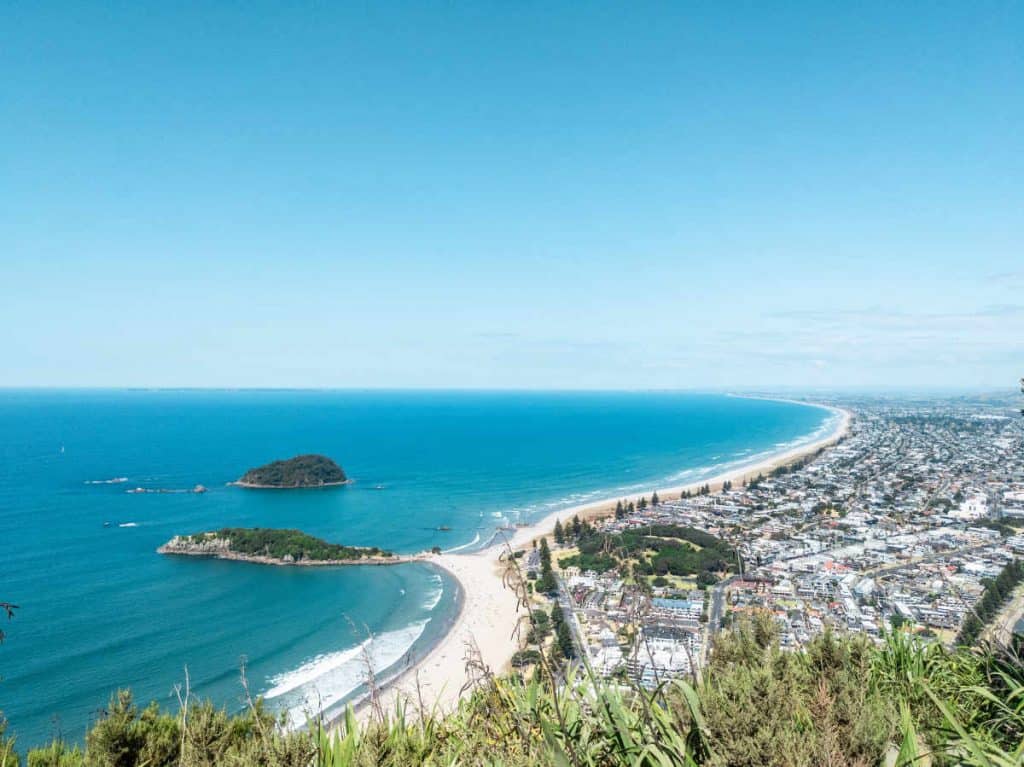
[234,454,349,488]
[158,528,396,565]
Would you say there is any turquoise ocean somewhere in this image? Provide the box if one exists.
[0,390,834,747]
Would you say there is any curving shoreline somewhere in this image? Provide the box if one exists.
[342,551,507,724]
[505,402,851,551]
[345,401,853,724]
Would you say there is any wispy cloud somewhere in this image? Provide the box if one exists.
[987,271,1024,284]
[766,304,1024,324]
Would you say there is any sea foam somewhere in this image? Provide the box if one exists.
[265,619,430,729]
[444,531,480,553]
[422,575,444,610]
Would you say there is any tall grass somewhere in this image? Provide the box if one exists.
[311,669,707,767]
[4,607,1023,765]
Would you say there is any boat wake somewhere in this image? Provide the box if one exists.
[85,477,128,485]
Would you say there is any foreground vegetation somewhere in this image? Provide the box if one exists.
[3,616,1022,766]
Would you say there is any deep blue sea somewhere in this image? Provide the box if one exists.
[0,390,832,747]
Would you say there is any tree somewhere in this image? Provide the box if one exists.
[615,500,624,520]
[571,515,581,539]
[556,621,575,659]
[651,492,660,507]
[526,610,550,642]
[536,571,555,594]
[956,558,1023,646]
[539,537,551,569]
[553,520,565,545]
[85,690,147,767]
[536,538,556,593]
[550,602,564,629]
[511,649,541,668]
[638,496,648,510]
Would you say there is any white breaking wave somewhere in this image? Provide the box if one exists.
[444,531,480,553]
[540,489,604,510]
[266,619,430,729]
[264,639,372,701]
[445,404,846,560]
[118,522,139,528]
[422,575,444,610]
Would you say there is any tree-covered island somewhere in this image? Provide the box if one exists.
[234,454,349,488]
[158,528,395,565]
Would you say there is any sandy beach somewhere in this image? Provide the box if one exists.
[506,402,852,551]
[353,402,852,723]
[354,549,522,720]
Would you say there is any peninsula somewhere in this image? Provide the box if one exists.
[158,528,397,565]
[234,454,349,488]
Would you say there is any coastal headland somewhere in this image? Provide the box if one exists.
[158,528,408,566]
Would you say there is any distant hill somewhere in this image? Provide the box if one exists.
[236,454,348,488]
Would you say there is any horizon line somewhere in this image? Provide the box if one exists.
[0,384,1013,395]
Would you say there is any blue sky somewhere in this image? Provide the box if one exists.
[2,2,1021,390]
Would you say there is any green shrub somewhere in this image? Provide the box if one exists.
[25,741,82,767]
[7,617,1024,766]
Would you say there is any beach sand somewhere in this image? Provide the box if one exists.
[355,549,522,721]
[352,403,852,723]
[506,403,852,551]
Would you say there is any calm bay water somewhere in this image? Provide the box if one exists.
[0,390,831,747]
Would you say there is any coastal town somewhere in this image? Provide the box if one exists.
[525,396,1024,688]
